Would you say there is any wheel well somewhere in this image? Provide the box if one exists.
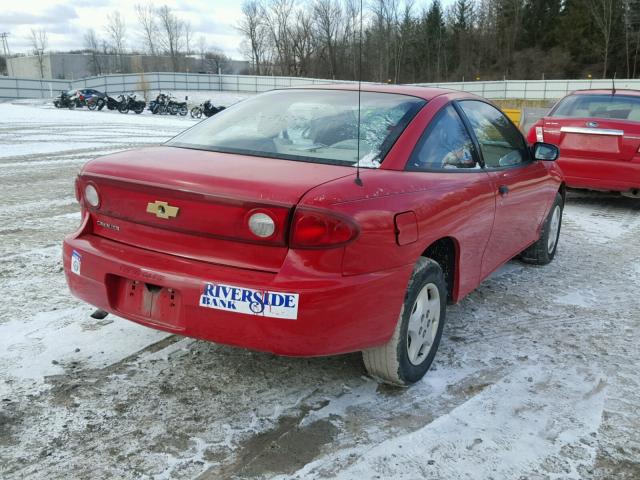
[559,182,566,203]
[422,237,457,303]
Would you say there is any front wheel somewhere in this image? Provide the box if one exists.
[363,258,446,386]
[190,107,202,118]
[519,192,564,265]
[119,105,129,114]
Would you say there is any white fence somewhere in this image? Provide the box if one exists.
[1,72,640,100]
[0,76,71,99]
[0,73,351,99]
[415,79,640,100]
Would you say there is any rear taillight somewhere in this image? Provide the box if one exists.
[290,208,359,249]
[535,126,544,142]
[74,177,81,202]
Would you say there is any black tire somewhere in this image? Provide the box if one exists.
[134,105,144,114]
[97,99,105,110]
[178,105,188,116]
[363,257,446,386]
[119,105,129,114]
[87,101,97,111]
[191,107,202,119]
[520,192,564,265]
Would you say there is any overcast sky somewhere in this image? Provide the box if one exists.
[1,0,456,60]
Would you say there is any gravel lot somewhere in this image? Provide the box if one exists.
[0,100,639,480]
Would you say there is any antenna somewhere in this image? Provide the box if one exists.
[612,72,617,95]
[354,0,364,187]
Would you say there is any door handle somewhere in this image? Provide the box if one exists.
[498,185,509,195]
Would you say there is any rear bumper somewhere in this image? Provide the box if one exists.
[63,230,412,357]
[558,156,640,192]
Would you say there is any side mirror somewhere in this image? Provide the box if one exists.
[533,142,559,161]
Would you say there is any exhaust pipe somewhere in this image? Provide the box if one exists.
[90,309,109,320]
[621,189,640,199]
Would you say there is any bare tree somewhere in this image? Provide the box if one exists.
[291,9,315,76]
[185,21,193,56]
[587,0,615,78]
[263,0,297,75]
[197,35,208,71]
[157,5,185,71]
[29,29,48,78]
[84,29,103,75]
[106,11,127,72]
[205,47,230,74]
[135,3,159,55]
[238,0,268,75]
[313,0,342,79]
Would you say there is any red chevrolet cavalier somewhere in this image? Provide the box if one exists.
[64,85,564,385]
[527,89,640,197]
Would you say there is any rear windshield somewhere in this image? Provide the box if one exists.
[168,89,426,167]
[551,94,640,120]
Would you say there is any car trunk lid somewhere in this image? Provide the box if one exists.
[79,146,353,272]
[542,117,640,162]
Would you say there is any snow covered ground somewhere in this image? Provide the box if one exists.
[1,101,639,479]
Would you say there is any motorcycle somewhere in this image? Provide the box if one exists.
[148,93,187,116]
[118,93,146,114]
[102,95,123,111]
[168,97,188,116]
[53,90,82,109]
[190,100,225,119]
[149,93,170,115]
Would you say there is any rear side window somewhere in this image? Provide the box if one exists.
[459,100,527,169]
[407,105,479,171]
[552,94,640,121]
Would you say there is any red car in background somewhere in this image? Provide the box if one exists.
[64,85,564,385]
[528,89,640,197]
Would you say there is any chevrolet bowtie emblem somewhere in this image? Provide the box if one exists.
[146,200,179,219]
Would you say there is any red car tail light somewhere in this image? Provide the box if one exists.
[74,177,81,202]
[290,208,359,249]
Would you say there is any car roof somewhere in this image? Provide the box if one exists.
[287,83,466,101]
[571,88,640,97]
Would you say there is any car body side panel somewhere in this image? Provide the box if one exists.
[298,168,497,302]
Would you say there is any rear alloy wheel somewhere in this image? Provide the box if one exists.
[363,257,446,386]
[520,192,564,265]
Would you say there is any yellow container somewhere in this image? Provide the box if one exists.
[502,108,522,127]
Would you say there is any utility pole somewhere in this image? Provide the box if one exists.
[1,32,12,76]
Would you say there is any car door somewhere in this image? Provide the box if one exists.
[457,100,550,278]
[405,103,496,296]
